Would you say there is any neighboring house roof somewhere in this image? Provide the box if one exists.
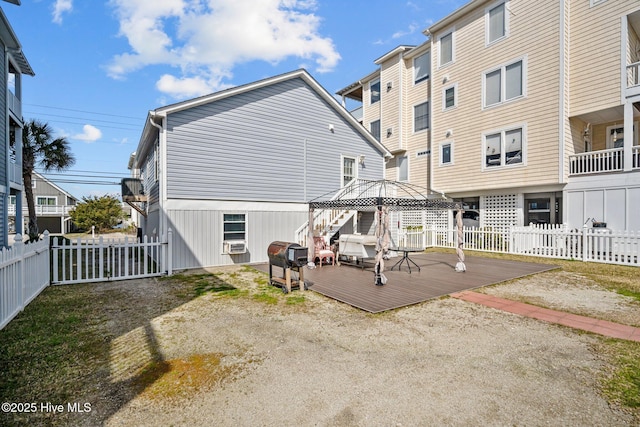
[134,69,392,168]
[0,7,34,76]
[374,45,415,65]
[32,171,79,203]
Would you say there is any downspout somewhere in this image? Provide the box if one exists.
[558,0,566,184]
[398,51,404,151]
[148,112,166,240]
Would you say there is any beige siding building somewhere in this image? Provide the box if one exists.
[338,0,640,232]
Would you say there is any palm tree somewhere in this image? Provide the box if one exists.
[22,120,75,242]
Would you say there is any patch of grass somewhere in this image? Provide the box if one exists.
[597,339,640,416]
[285,295,306,305]
[252,292,280,305]
[162,273,238,297]
[134,353,240,400]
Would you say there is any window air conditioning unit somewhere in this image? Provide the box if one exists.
[223,240,247,255]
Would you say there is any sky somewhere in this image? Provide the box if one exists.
[4,0,463,200]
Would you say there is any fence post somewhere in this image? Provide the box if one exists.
[14,234,24,311]
[582,226,588,261]
[43,231,50,287]
[166,228,173,276]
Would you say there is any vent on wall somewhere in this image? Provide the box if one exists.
[223,240,247,255]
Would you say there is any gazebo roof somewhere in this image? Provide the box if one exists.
[308,179,462,211]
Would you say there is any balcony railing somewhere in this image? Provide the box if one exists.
[628,61,640,88]
[7,205,76,216]
[569,146,640,176]
[8,161,21,186]
[7,90,21,117]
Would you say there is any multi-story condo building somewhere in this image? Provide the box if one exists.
[338,0,640,232]
[0,1,34,247]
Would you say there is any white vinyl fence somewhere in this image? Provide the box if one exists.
[400,224,640,266]
[0,232,50,330]
[51,230,172,285]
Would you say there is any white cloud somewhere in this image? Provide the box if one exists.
[52,0,73,24]
[107,0,340,98]
[72,124,102,142]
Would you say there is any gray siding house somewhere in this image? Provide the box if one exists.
[9,171,78,234]
[0,2,34,247]
[130,69,391,270]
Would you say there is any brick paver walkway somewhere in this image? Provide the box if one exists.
[451,291,640,342]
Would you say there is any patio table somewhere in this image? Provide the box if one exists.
[390,247,423,273]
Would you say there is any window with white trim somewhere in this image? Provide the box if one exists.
[439,30,454,67]
[342,156,357,186]
[414,51,430,84]
[370,79,380,104]
[37,196,57,206]
[414,101,430,132]
[370,120,381,141]
[483,58,524,108]
[223,213,246,241]
[443,84,457,110]
[398,156,408,181]
[440,142,453,165]
[486,1,508,45]
[484,125,524,168]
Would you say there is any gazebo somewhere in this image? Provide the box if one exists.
[307,179,466,286]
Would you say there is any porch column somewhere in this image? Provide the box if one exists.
[624,100,634,171]
[15,190,23,235]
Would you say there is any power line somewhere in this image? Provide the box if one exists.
[24,103,141,121]
[23,111,141,129]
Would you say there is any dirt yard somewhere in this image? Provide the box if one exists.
[60,262,636,427]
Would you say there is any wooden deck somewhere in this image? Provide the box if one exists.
[256,252,557,313]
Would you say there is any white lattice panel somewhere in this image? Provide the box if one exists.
[482,194,519,232]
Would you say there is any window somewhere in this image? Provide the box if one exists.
[342,156,357,186]
[443,85,457,110]
[439,31,454,67]
[370,79,380,104]
[606,122,639,149]
[414,101,430,132]
[484,126,524,168]
[37,196,57,206]
[398,156,408,181]
[223,213,246,241]
[440,142,453,165]
[487,2,507,45]
[484,58,524,108]
[370,120,381,141]
[9,195,16,205]
[414,51,430,83]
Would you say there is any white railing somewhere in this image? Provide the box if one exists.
[295,178,373,245]
[8,161,21,186]
[398,224,640,266]
[627,61,640,88]
[634,146,640,169]
[7,90,21,117]
[8,204,76,216]
[51,230,172,285]
[0,232,50,330]
[569,148,624,175]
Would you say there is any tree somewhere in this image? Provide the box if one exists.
[69,195,125,232]
[23,120,75,242]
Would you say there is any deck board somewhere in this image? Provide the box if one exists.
[255,252,557,313]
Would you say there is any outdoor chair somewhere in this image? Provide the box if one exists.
[313,236,335,267]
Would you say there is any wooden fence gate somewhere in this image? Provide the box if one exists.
[51,231,172,285]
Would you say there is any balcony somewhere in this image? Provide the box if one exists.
[569,146,640,176]
[7,204,76,217]
[7,90,21,118]
[8,161,21,186]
